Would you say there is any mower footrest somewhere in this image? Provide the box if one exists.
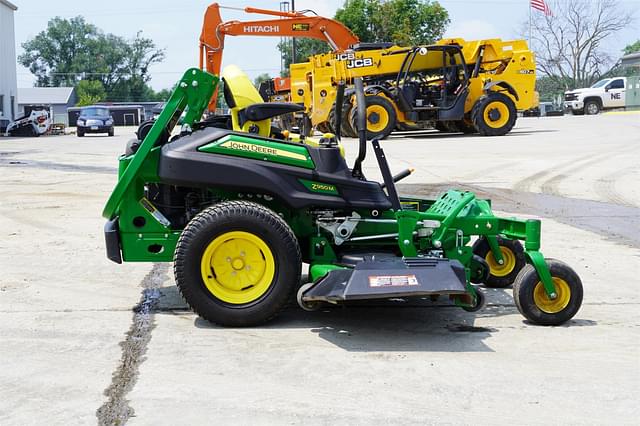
[303,258,467,303]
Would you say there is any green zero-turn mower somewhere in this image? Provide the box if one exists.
[103,66,583,327]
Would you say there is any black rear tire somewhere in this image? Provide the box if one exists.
[513,258,583,326]
[472,92,517,136]
[174,201,302,327]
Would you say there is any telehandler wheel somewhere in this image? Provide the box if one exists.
[513,259,583,326]
[472,236,525,288]
[434,122,449,132]
[350,95,397,140]
[452,119,477,134]
[174,201,302,327]
[329,99,357,138]
[472,92,517,136]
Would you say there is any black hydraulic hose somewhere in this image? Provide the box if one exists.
[352,77,367,179]
[472,45,485,78]
[334,81,345,140]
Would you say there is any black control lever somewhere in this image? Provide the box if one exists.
[381,168,415,189]
[351,77,367,179]
[372,139,402,211]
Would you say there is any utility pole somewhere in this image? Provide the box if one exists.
[291,0,297,64]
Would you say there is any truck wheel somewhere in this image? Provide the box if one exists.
[350,95,397,140]
[77,130,84,137]
[513,259,583,326]
[174,201,302,327]
[472,236,525,288]
[108,129,114,137]
[584,100,600,115]
[472,92,517,136]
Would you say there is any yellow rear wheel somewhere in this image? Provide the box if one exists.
[200,231,275,305]
[175,201,302,327]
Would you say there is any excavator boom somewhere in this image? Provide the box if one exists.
[199,3,359,110]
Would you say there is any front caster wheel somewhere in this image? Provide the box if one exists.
[297,282,322,312]
[472,236,525,288]
[513,258,583,326]
[462,289,486,312]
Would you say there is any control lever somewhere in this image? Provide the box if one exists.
[381,168,415,189]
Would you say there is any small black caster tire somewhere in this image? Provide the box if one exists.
[513,258,583,326]
[297,282,322,312]
[463,289,486,312]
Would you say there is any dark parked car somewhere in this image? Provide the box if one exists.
[76,106,114,137]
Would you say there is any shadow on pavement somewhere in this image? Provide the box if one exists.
[153,283,553,353]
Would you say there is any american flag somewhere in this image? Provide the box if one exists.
[531,0,552,16]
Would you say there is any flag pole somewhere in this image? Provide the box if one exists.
[529,1,532,46]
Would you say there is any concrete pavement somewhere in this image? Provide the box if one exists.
[0,115,638,425]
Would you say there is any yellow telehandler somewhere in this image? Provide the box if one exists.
[289,38,537,138]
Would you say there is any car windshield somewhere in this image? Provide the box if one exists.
[590,79,610,88]
[82,107,110,117]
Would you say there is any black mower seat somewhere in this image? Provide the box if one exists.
[239,102,303,126]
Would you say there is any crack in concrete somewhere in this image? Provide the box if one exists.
[96,264,169,426]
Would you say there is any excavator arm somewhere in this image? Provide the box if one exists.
[199,3,359,111]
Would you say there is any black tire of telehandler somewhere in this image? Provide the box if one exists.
[350,95,397,140]
[452,119,477,134]
[434,121,449,132]
[471,92,517,136]
[472,236,525,288]
[513,258,583,326]
[174,201,302,327]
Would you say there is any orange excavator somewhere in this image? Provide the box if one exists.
[198,3,359,111]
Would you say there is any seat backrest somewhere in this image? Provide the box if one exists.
[221,65,271,137]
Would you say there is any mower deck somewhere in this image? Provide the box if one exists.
[300,257,468,304]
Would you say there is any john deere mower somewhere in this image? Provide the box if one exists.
[103,66,583,327]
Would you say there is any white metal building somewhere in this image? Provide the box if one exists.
[0,0,18,131]
[18,87,77,125]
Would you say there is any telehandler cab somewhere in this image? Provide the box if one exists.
[103,67,582,327]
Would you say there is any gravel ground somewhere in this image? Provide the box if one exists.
[1,113,639,425]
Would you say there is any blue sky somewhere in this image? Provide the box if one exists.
[11,0,639,90]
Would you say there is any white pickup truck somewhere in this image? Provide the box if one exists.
[564,77,626,115]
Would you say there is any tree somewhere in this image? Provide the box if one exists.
[335,0,449,45]
[277,0,449,75]
[76,80,106,106]
[623,40,640,55]
[277,39,330,76]
[19,16,165,101]
[253,73,272,88]
[528,0,634,90]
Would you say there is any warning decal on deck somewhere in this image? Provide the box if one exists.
[369,275,419,287]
